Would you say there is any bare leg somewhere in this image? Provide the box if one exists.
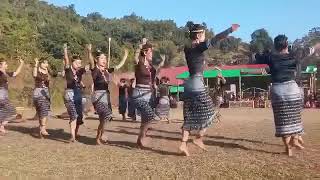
[179,130,190,156]
[282,136,293,156]
[69,120,77,142]
[291,135,305,150]
[96,120,106,145]
[298,135,304,145]
[137,122,152,148]
[75,124,80,140]
[0,121,9,134]
[193,128,208,151]
[39,117,49,138]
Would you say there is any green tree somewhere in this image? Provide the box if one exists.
[250,28,273,53]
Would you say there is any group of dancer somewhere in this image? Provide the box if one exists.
[1,22,320,156]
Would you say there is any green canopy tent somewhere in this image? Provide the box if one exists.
[176,68,270,99]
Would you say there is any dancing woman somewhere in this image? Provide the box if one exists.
[179,23,239,156]
[33,58,51,138]
[132,40,165,147]
[155,77,171,123]
[63,44,88,142]
[255,35,320,156]
[0,57,24,135]
[87,44,128,145]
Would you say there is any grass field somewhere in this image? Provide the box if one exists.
[0,108,319,179]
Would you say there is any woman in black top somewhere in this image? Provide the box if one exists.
[118,78,128,121]
[180,23,239,156]
[255,35,319,156]
[87,44,128,145]
[0,57,24,135]
[131,39,165,148]
[63,44,88,142]
[33,57,51,138]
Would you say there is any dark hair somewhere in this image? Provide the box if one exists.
[71,54,81,62]
[274,35,288,52]
[188,23,205,40]
[39,57,48,64]
[140,42,153,57]
[93,49,106,59]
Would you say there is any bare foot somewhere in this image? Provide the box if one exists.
[96,139,102,145]
[137,137,147,149]
[292,142,305,150]
[69,138,77,143]
[298,136,304,145]
[286,147,293,157]
[193,138,208,151]
[0,127,6,135]
[179,143,190,156]
[100,138,108,144]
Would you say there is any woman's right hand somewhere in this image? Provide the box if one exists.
[34,58,39,65]
[86,44,92,51]
[231,24,240,32]
[63,43,68,50]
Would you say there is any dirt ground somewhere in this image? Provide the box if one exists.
[0,108,320,179]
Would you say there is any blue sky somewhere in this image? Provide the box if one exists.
[44,0,319,42]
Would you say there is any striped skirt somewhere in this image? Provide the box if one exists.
[64,89,83,125]
[0,88,16,122]
[271,81,304,137]
[92,90,112,122]
[182,75,217,131]
[131,84,155,124]
[118,95,127,114]
[33,88,51,119]
[155,96,170,119]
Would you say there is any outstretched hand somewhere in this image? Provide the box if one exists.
[231,24,240,32]
[34,58,39,65]
[63,43,68,50]
[18,56,24,64]
[86,44,92,51]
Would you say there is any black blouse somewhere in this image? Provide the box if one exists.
[91,67,114,91]
[184,28,233,76]
[0,71,14,89]
[65,67,86,89]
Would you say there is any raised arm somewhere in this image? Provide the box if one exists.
[13,57,24,77]
[63,43,70,68]
[134,38,147,64]
[210,24,240,46]
[114,49,129,70]
[86,44,95,69]
[33,58,39,77]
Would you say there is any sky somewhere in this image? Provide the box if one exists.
[44,0,319,42]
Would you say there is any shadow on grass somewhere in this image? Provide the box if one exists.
[6,125,97,145]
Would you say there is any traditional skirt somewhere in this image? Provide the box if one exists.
[155,96,170,119]
[64,88,83,125]
[118,95,127,114]
[131,84,155,124]
[182,75,217,131]
[33,87,51,119]
[92,90,112,122]
[0,88,16,122]
[127,97,136,118]
[271,80,304,137]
